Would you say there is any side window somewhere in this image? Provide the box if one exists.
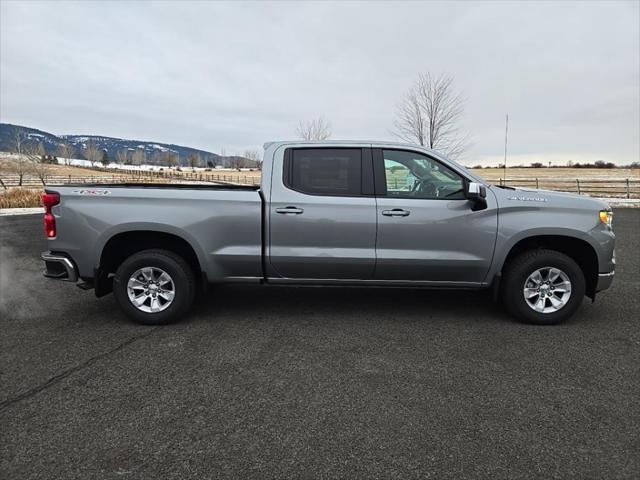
[286,148,362,196]
[383,150,465,200]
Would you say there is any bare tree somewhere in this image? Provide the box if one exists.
[159,151,179,168]
[57,142,74,165]
[115,149,129,165]
[203,154,219,168]
[228,156,246,170]
[296,117,332,141]
[131,149,146,166]
[100,150,109,166]
[167,151,179,167]
[84,140,102,167]
[36,142,46,161]
[9,158,32,186]
[10,130,25,155]
[148,151,161,166]
[393,72,469,159]
[187,153,202,169]
[218,146,227,166]
[30,148,52,185]
[242,149,262,169]
[10,131,36,186]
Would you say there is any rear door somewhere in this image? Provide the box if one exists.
[268,147,377,279]
[373,148,498,284]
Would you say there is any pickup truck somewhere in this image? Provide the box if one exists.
[41,141,615,325]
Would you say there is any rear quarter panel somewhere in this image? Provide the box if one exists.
[48,187,262,281]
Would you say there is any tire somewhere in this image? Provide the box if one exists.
[501,249,585,325]
[113,249,196,325]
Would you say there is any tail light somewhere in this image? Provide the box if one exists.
[41,192,60,238]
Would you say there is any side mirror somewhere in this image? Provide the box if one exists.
[466,182,487,211]
[466,182,486,200]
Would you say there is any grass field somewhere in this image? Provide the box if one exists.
[0,189,42,209]
[474,167,639,181]
[0,158,118,177]
[0,156,261,188]
[473,167,639,198]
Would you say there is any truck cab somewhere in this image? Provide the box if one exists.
[263,142,496,285]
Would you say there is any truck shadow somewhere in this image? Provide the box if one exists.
[189,284,511,325]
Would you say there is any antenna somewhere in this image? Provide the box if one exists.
[503,114,509,184]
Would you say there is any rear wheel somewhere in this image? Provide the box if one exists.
[113,249,195,325]
[501,249,585,325]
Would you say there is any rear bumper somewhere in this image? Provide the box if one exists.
[595,271,614,292]
[41,251,78,282]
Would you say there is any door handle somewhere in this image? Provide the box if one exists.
[275,206,304,215]
[382,208,410,217]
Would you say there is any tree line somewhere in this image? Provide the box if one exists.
[472,161,638,169]
[80,142,259,169]
[6,130,263,172]
[3,130,264,186]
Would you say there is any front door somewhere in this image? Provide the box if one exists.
[374,148,498,284]
[269,147,377,280]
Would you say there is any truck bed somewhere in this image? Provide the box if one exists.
[59,182,260,191]
[47,184,264,282]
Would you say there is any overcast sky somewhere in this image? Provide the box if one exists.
[1,0,638,165]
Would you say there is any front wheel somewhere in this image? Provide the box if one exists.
[113,249,196,325]
[501,249,585,325]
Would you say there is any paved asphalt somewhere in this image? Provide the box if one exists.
[1,211,639,479]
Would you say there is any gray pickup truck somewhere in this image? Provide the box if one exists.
[41,141,615,325]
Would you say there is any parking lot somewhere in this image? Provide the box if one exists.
[1,210,639,479]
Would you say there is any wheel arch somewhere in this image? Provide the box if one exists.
[95,227,206,297]
[497,234,599,297]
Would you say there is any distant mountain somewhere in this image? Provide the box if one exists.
[0,124,62,153]
[0,123,257,168]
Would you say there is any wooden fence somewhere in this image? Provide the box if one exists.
[96,167,262,185]
[1,170,637,198]
[497,178,639,199]
[0,169,261,188]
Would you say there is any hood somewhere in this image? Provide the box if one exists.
[489,185,611,211]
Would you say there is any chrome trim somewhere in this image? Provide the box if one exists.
[41,252,78,282]
[595,270,615,292]
[598,271,615,277]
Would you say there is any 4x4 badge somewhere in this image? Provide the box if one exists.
[72,189,111,196]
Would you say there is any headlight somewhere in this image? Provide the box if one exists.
[599,210,613,227]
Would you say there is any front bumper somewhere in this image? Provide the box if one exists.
[41,251,78,282]
[595,271,614,292]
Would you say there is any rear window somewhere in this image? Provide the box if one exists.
[286,148,362,196]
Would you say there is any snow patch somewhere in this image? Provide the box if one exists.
[0,207,44,216]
